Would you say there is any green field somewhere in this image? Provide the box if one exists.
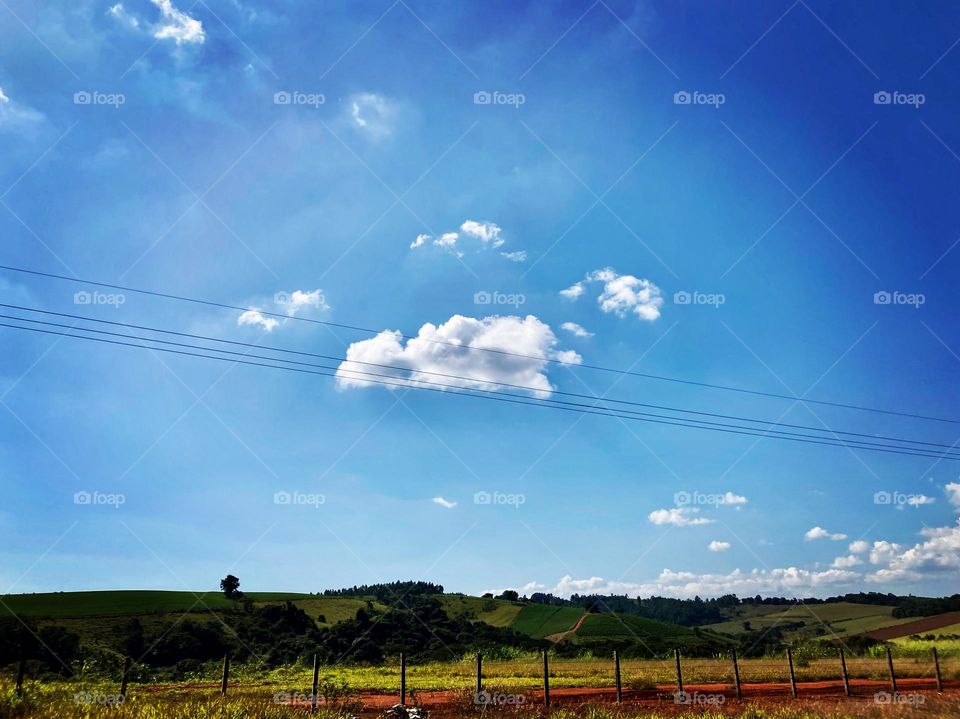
[508,605,585,639]
[437,595,523,627]
[704,602,909,640]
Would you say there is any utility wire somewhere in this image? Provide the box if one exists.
[2,320,957,461]
[2,303,956,453]
[1,263,957,426]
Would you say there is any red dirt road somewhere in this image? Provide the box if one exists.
[865,612,960,640]
[358,678,958,708]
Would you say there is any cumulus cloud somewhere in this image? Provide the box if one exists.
[947,482,960,510]
[831,555,862,569]
[560,322,593,338]
[432,496,457,509]
[411,220,525,261]
[866,519,960,583]
[708,540,731,552]
[561,268,663,321]
[151,0,205,44]
[349,93,398,139]
[849,540,869,554]
[237,310,279,332]
[336,314,580,398]
[648,507,714,527]
[283,289,328,316]
[720,492,748,506]
[804,526,847,541]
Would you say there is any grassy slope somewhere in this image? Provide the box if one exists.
[705,602,907,640]
[509,605,585,639]
[437,595,523,627]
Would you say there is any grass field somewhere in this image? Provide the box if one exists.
[509,606,585,639]
[438,595,523,628]
[704,602,909,641]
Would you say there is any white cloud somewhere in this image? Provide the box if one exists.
[720,491,748,505]
[561,268,663,321]
[108,3,140,28]
[648,507,714,527]
[150,0,205,44]
[237,310,279,332]
[804,526,847,541]
[0,85,45,134]
[349,93,398,139]
[284,289,328,316]
[0,86,8,104]
[905,495,935,508]
[849,540,869,554]
[946,482,960,510]
[432,496,457,509]
[411,219,524,261]
[866,519,960,583]
[708,540,730,552]
[336,314,580,398]
[460,220,504,248]
[831,554,862,569]
[559,282,584,300]
[560,322,593,338]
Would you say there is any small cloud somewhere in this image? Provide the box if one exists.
[831,554,862,569]
[501,250,527,262]
[237,310,279,332]
[648,507,714,527]
[150,0,205,44]
[0,86,8,104]
[905,495,935,508]
[561,268,663,321]
[946,482,960,511]
[560,282,584,300]
[849,540,869,554]
[410,233,429,249]
[435,231,459,248]
[284,289,328,316]
[804,526,848,541]
[708,540,730,552]
[108,3,140,28]
[560,322,593,338]
[720,491,748,505]
[460,220,504,248]
[349,93,398,140]
[411,219,524,261]
[432,496,457,509]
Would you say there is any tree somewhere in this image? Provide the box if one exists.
[220,574,243,600]
[498,589,519,601]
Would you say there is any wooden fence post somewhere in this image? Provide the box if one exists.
[311,653,320,713]
[674,648,683,694]
[15,655,25,697]
[839,647,851,697]
[731,649,742,700]
[119,656,131,700]
[542,651,550,707]
[400,652,406,706]
[476,652,482,696]
[886,645,897,695]
[220,654,230,697]
[933,647,943,693]
[786,648,797,698]
[614,650,622,704]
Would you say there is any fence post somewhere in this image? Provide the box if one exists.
[674,648,683,694]
[15,654,25,697]
[220,654,230,697]
[839,647,850,697]
[731,649,742,700]
[311,653,320,713]
[786,648,797,698]
[400,652,406,706]
[542,650,550,707]
[614,650,622,704]
[933,647,943,693]
[120,656,131,700]
[886,645,897,695]
[476,652,482,696]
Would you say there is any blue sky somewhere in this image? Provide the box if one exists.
[2,0,960,599]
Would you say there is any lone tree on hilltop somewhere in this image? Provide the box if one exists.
[220,574,243,600]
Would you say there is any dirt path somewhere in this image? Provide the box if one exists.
[545,612,589,642]
[357,678,959,708]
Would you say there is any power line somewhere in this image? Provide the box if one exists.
[3,303,956,453]
[2,263,957,426]
[2,320,957,461]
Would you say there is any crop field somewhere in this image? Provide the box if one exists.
[703,603,910,640]
[439,596,524,628]
[509,606,585,639]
